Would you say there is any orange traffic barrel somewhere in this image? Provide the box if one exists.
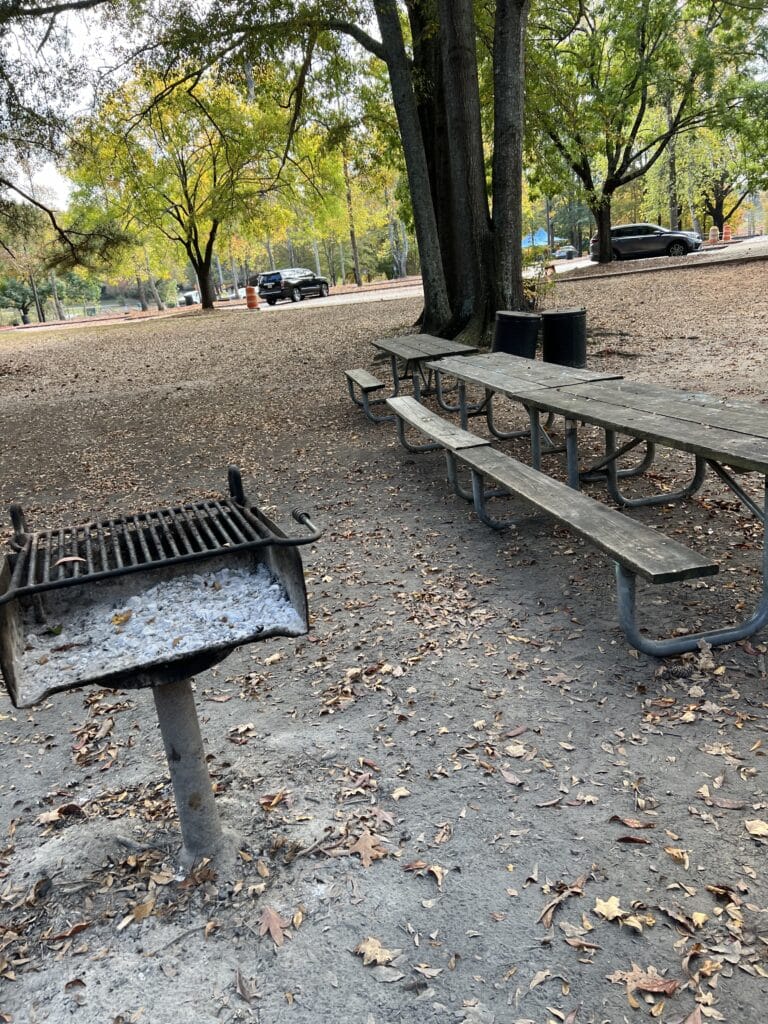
[245,286,260,310]
[708,226,719,243]
[722,224,732,242]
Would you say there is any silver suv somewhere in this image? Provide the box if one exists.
[589,223,702,261]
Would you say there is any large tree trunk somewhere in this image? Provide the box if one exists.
[492,0,529,312]
[186,221,219,310]
[374,0,451,332]
[437,0,494,340]
[195,265,216,308]
[408,2,465,312]
[588,193,613,262]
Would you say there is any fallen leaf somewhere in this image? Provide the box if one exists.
[607,963,681,997]
[132,899,155,923]
[529,968,551,990]
[745,819,768,838]
[414,963,442,978]
[391,786,411,801]
[565,936,601,951]
[235,967,260,1004]
[349,830,387,868]
[50,922,91,941]
[664,846,690,869]
[259,790,291,812]
[594,896,624,921]
[609,816,656,829]
[428,864,447,890]
[354,936,397,966]
[537,870,589,927]
[36,803,85,825]
[258,906,289,947]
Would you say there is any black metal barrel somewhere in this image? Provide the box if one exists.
[492,310,541,359]
[541,307,587,368]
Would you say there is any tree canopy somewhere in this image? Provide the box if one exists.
[1,0,767,328]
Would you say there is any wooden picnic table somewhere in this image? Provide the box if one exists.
[372,333,477,399]
[426,351,768,655]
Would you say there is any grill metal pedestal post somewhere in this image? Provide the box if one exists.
[152,678,225,866]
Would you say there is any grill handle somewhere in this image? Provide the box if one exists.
[228,466,322,545]
[292,508,322,543]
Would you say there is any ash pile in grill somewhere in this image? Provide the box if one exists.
[20,563,303,687]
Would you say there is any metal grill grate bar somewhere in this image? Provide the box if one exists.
[2,492,319,606]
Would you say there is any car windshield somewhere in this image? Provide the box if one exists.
[261,272,282,282]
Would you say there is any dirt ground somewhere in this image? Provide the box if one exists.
[1,254,767,1024]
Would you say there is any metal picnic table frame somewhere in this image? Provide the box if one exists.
[427,352,768,656]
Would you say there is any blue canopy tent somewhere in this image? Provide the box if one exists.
[522,228,549,247]
[522,229,569,248]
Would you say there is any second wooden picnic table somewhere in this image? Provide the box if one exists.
[372,333,477,400]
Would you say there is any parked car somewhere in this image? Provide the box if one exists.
[589,223,702,261]
[254,268,330,305]
[553,245,578,260]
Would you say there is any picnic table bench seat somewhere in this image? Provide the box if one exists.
[385,395,721,655]
[345,367,392,423]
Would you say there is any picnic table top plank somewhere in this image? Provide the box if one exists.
[467,352,622,385]
[458,446,718,583]
[373,333,477,361]
[565,380,768,440]
[428,352,621,391]
[516,388,768,473]
[425,354,552,394]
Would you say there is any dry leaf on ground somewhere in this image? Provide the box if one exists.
[258,906,289,947]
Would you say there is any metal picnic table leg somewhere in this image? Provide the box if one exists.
[528,407,542,470]
[389,353,402,396]
[435,373,488,417]
[580,436,656,482]
[604,429,707,507]
[565,418,580,489]
[616,479,768,655]
[487,392,538,440]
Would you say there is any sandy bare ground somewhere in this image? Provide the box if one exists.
[0,257,767,1024]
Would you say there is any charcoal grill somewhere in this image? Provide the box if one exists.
[0,467,320,866]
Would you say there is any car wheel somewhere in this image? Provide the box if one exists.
[290,286,301,302]
[667,242,687,257]
[612,248,621,261]
[319,282,329,297]
[266,298,277,306]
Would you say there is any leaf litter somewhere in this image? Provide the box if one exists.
[1,264,768,1021]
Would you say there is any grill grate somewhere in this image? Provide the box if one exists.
[2,495,317,605]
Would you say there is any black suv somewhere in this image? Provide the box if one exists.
[589,223,702,261]
[255,268,330,305]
